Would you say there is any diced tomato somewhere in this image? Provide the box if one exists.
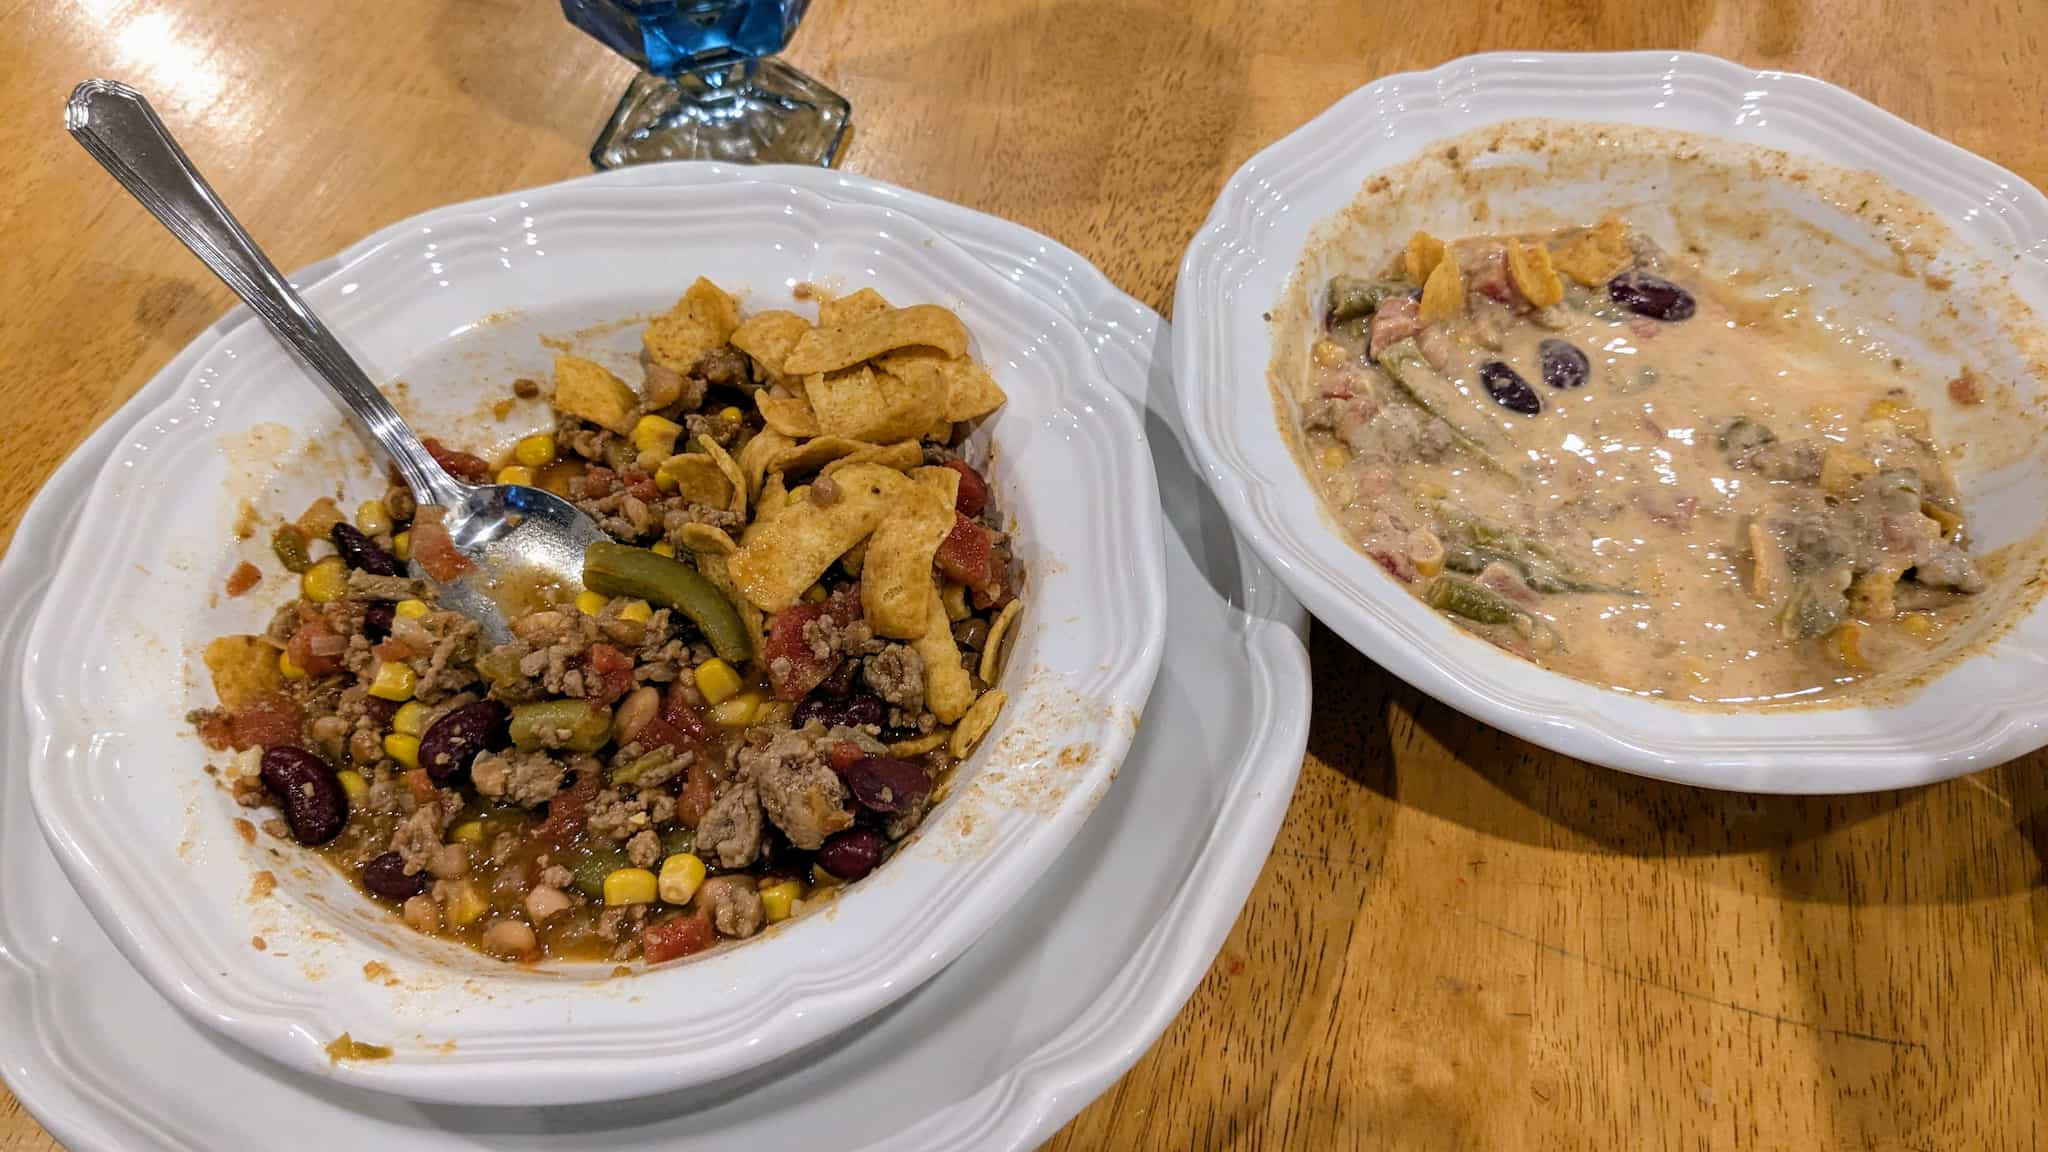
[228,693,303,750]
[576,466,618,500]
[638,681,712,756]
[641,907,716,964]
[535,768,600,847]
[403,768,438,806]
[582,643,636,706]
[621,469,661,502]
[224,561,261,597]
[828,741,864,773]
[286,616,346,678]
[934,514,996,590]
[423,437,491,483]
[763,586,863,701]
[676,759,716,829]
[971,578,1012,612]
[372,637,422,663]
[409,505,474,582]
[941,459,989,517]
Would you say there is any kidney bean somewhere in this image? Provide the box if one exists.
[794,691,886,731]
[331,522,399,576]
[818,827,885,881]
[1608,272,1696,321]
[1479,360,1542,415]
[418,700,510,783]
[815,660,858,699]
[1538,339,1589,390]
[840,757,932,814]
[361,601,395,640]
[362,851,425,900]
[258,746,347,845]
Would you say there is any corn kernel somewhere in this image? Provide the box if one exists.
[336,769,369,807]
[802,583,829,604]
[720,406,742,423]
[513,432,558,468]
[278,648,307,681]
[382,732,421,769]
[301,556,348,604]
[1900,613,1937,638]
[810,863,844,888]
[610,598,653,625]
[368,661,417,702]
[1831,620,1872,672]
[604,867,658,906]
[392,530,412,562]
[575,590,610,616]
[942,582,970,622]
[631,415,684,458]
[355,499,392,538]
[650,540,674,557]
[1316,444,1348,470]
[758,878,803,924]
[394,598,430,619]
[496,465,535,487]
[392,701,428,737]
[446,880,488,926]
[1311,339,1348,368]
[654,468,679,494]
[450,819,485,845]
[658,853,707,905]
[709,690,761,728]
[694,658,742,706]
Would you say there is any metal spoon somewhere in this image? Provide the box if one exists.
[66,79,606,643]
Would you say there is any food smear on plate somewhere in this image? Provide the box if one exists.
[1291,217,1997,704]
[188,280,1020,965]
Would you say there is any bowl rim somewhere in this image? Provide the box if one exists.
[24,167,1168,1104]
[1174,49,2048,793]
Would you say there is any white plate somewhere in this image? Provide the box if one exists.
[24,172,1168,1104]
[1176,50,2048,793]
[0,164,1311,1149]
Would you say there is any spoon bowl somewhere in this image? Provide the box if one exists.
[65,78,607,640]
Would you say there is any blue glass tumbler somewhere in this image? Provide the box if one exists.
[563,0,850,169]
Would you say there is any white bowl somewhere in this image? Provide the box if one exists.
[1176,50,2048,793]
[24,171,1166,1105]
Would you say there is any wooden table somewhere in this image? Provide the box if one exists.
[6,2,2047,1148]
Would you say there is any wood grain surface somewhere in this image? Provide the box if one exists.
[5,2,2048,1149]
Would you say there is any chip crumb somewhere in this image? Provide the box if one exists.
[512,377,541,399]
[251,935,267,952]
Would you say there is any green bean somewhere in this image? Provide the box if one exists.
[583,541,753,666]
[1426,575,1527,626]
[508,699,612,753]
[1376,341,1517,478]
[660,826,695,858]
[271,524,313,573]
[569,843,628,898]
[1325,275,1408,327]
[609,748,672,787]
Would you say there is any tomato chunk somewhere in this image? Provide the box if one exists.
[828,740,864,773]
[641,907,716,964]
[287,615,347,678]
[410,505,474,582]
[423,437,491,483]
[941,459,989,517]
[763,586,863,701]
[228,693,304,750]
[676,759,716,829]
[583,643,636,706]
[934,513,996,591]
[535,768,600,847]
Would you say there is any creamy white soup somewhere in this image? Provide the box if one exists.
[1292,218,1989,704]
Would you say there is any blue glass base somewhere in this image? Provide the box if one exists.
[591,58,850,169]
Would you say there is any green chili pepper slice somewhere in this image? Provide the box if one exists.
[582,541,753,665]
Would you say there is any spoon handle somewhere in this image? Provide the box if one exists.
[64,79,467,507]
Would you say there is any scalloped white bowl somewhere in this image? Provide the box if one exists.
[24,173,1165,1104]
[1176,50,2048,793]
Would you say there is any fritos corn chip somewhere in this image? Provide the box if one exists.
[978,598,1022,685]
[1507,240,1564,308]
[861,472,956,638]
[730,310,811,382]
[877,349,1007,423]
[737,427,795,499]
[677,523,737,555]
[887,728,949,757]
[782,304,970,375]
[1551,215,1631,286]
[1418,254,1465,325]
[804,363,948,443]
[819,440,924,478]
[948,689,1007,759]
[697,434,747,519]
[552,354,638,434]
[756,389,821,437]
[656,452,733,509]
[727,463,914,612]
[817,287,891,327]
[643,277,740,374]
[1404,231,1446,284]
[912,580,975,723]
